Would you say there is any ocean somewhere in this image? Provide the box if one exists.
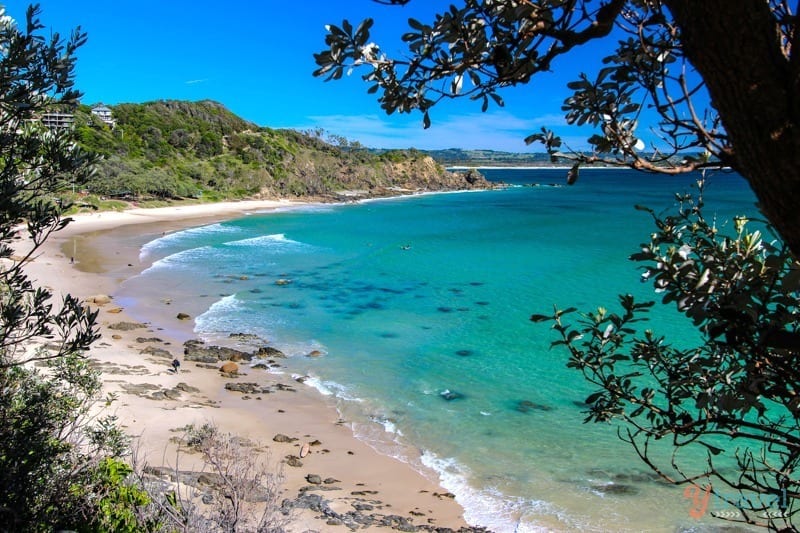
[119,168,760,531]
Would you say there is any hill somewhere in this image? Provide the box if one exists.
[71,100,490,205]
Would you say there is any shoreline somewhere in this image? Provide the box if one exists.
[25,199,478,532]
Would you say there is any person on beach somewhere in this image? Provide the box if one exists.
[171,359,180,373]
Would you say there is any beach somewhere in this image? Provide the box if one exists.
[22,199,475,532]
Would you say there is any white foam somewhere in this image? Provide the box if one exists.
[223,233,311,251]
[421,452,571,533]
[193,294,245,336]
[139,223,243,262]
[139,245,217,275]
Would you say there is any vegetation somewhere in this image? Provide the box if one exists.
[315,1,800,529]
[67,99,485,205]
[0,5,135,531]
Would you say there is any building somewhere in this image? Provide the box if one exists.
[91,104,115,127]
[40,112,74,130]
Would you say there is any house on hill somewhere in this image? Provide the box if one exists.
[91,104,115,128]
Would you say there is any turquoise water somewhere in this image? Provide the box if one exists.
[121,169,759,531]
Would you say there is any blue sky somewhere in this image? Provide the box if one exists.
[8,1,622,151]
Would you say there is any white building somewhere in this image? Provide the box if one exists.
[91,104,115,127]
[40,112,74,130]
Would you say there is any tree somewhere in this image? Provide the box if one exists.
[314,1,800,529]
[0,5,133,530]
[313,0,800,256]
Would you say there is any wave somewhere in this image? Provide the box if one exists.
[193,294,246,337]
[140,245,217,275]
[222,233,312,252]
[420,452,576,532]
[139,222,243,262]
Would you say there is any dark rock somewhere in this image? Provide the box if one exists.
[254,346,286,358]
[176,312,191,320]
[225,382,268,394]
[136,337,163,343]
[306,474,322,485]
[455,349,473,357]
[273,433,297,443]
[108,321,148,331]
[440,389,464,401]
[591,483,639,496]
[140,346,172,359]
[515,400,553,413]
[183,339,258,363]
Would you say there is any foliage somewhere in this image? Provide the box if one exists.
[70,99,477,202]
[531,177,800,528]
[314,0,800,255]
[315,1,800,528]
[135,423,290,533]
[0,5,140,531]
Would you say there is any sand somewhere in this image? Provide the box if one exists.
[20,199,473,532]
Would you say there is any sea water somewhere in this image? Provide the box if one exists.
[120,168,761,532]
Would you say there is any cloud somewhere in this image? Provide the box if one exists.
[185,78,208,85]
[298,110,587,151]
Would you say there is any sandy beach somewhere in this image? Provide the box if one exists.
[22,199,476,532]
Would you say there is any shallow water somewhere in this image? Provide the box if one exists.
[119,168,762,531]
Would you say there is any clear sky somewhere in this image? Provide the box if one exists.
[7,0,621,152]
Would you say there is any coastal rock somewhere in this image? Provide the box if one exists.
[140,346,172,359]
[224,382,268,394]
[85,294,112,305]
[254,346,286,358]
[273,433,297,443]
[107,307,124,314]
[176,312,191,320]
[183,339,262,363]
[306,350,324,357]
[136,337,163,343]
[515,400,553,413]
[440,389,464,401]
[108,321,148,331]
[219,362,239,375]
[306,474,322,485]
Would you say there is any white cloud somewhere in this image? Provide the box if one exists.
[185,78,209,85]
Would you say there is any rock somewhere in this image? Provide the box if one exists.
[183,339,259,363]
[136,337,163,343]
[224,382,266,394]
[108,321,148,331]
[107,307,124,314]
[323,477,339,484]
[440,389,464,401]
[275,278,292,285]
[273,433,297,443]
[174,382,200,393]
[219,362,239,374]
[515,400,553,413]
[140,346,172,359]
[228,332,261,342]
[252,363,268,370]
[305,474,322,485]
[285,456,303,467]
[111,334,122,340]
[85,294,112,305]
[176,312,191,320]
[255,346,286,358]
[306,350,324,357]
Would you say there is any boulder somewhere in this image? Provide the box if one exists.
[85,294,112,305]
[219,362,239,374]
[273,433,297,443]
[108,321,147,331]
[176,312,191,320]
[183,339,257,363]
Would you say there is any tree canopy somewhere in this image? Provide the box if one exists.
[314,0,800,255]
